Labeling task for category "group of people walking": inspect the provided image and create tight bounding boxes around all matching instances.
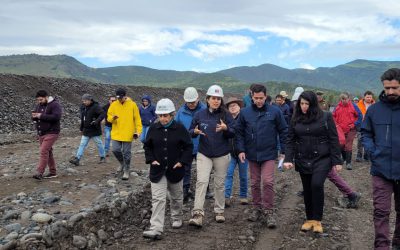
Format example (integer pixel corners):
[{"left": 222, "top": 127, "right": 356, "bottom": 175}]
[{"left": 30, "top": 68, "right": 400, "bottom": 249}]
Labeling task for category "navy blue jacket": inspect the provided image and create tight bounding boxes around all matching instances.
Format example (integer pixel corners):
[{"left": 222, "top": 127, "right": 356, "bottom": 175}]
[
  {"left": 362, "top": 91, "right": 400, "bottom": 180},
  {"left": 175, "top": 102, "right": 206, "bottom": 154},
  {"left": 139, "top": 95, "right": 157, "bottom": 126},
  {"left": 236, "top": 103, "right": 288, "bottom": 162},
  {"left": 274, "top": 103, "right": 291, "bottom": 125},
  {"left": 189, "top": 108, "right": 235, "bottom": 158}
]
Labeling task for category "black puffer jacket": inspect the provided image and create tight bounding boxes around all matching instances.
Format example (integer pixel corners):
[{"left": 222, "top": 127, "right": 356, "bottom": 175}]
[
  {"left": 284, "top": 112, "right": 342, "bottom": 174},
  {"left": 80, "top": 101, "right": 105, "bottom": 137}
]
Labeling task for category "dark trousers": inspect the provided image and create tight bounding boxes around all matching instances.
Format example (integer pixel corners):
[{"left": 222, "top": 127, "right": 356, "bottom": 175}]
[
  {"left": 372, "top": 175, "right": 400, "bottom": 250},
  {"left": 112, "top": 140, "right": 132, "bottom": 171},
  {"left": 300, "top": 168, "right": 330, "bottom": 221},
  {"left": 183, "top": 154, "right": 196, "bottom": 191}
]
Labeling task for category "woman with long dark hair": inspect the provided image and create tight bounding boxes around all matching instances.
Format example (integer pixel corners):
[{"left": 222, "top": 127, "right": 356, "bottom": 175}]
[
  {"left": 284, "top": 91, "right": 342, "bottom": 233},
  {"left": 188, "top": 85, "right": 235, "bottom": 227}
]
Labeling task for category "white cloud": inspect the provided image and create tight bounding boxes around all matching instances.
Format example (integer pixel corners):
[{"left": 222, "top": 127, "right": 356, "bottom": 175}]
[
  {"left": 0, "top": 0, "right": 399, "bottom": 64},
  {"left": 187, "top": 34, "right": 253, "bottom": 61},
  {"left": 299, "top": 63, "right": 315, "bottom": 70}
]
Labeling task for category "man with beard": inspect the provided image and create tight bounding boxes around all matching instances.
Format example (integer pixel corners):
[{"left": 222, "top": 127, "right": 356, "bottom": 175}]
[
  {"left": 362, "top": 68, "right": 400, "bottom": 249},
  {"left": 32, "top": 90, "right": 62, "bottom": 180}
]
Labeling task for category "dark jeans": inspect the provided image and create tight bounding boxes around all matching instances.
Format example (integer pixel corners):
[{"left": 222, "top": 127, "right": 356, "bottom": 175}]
[
  {"left": 372, "top": 175, "right": 400, "bottom": 250},
  {"left": 183, "top": 154, "right": 196, "bottom": 192},
  {"left": 112, "top": 140, "right": 132, "bottom": 171},
  {"left": 300, "top": 168, "right": 330, "bottom": 221}
]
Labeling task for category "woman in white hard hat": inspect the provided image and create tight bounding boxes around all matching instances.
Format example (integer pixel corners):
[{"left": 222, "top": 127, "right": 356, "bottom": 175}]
[
  {"left": 188, "top": 85, "right": 235, "bottom": 227},
  {"left": 143, "top": 98, "right": 193, "bottom": 240}
]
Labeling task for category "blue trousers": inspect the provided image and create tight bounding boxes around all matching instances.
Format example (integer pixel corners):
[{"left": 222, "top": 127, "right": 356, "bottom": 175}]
[
  {"left": 104, "top": 126, "right": 112, "bottom": 154},
  {"left": 224, "top": 157, "right": 248, "bottom": 198},
  {"left": 76, "top": 135, "right": 105, "bottom": 159}
]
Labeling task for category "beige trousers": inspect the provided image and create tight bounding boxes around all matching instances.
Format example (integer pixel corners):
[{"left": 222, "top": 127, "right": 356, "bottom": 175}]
[
  {"left": 149, "top": 176, "right": 183, "bottom": 232},
  {"left": 193, "top": 153, "right": 230, "bottom": 215}
]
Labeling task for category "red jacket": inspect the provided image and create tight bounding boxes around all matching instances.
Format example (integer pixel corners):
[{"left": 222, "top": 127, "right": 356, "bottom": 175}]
[{"left": 333, "top": 101, "right": 358, "bottom": 133}]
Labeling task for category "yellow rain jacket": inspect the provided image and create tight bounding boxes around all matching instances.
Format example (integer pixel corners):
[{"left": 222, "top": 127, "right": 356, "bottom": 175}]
[{"left": 107, "top": 97, "right": 142, "bottom": 142}]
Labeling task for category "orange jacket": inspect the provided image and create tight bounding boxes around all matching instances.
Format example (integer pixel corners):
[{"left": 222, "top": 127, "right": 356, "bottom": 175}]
[{"left": 357, "top": 98, "right": 375, "bottom": 117}]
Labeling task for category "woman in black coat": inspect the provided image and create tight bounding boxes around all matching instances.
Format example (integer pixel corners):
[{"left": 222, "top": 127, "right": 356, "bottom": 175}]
[
  {"left": 284, "top": 91, "right": 342, "bottom": 234},
  {"left": 143, "top": 98, "right": 193, "bottom": 240}
]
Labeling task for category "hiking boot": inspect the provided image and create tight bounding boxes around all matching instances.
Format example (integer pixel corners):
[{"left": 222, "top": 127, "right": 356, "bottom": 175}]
[
  {"left": 247, "top": 208, "right": 261, "bottom": 222},
  {"left": 32, "top": 174, "right": 43, "bottom": 180},
  {"left": 183, "top": 189, "right": 193, "bottom": 203},
  {"left": 348, "top": 192, "right": 361, "bottom": 208},
  {"left": 215, "top": 213, "right": 225, "bottom": 223},
  {"left": 345, "top": 151, "right": 353, "bottom": 170},
  {"left": 122, "top": 171, "right": 129, "bottom": 180},
  {"left": 264, "top": 210, "right": 277, "bottom": 229},
  {"left": 296, "top": 190, "right": 304, "bottom": 197},
  {"left": 172, "top": 220, "right": 183, "bottom": 229},
  {"left": 143, "top": 230, "right": 162, "bottom": 240},
  {"left": 313, "top": 221, "right": 323, "bottom": 233},
  {"left": 240, "top": 198, "right": 249, "bottom": 205},
  {"left": 301, "top": 220, "right": 314, "bottom": 231},
  {"left": 205, "top": 191, "right": 214, "bottom": 199},
  {"left": 99, "top": 157, "right": 106, "bottom": 164},
  {"left": 189, "top": 211, "right": 203, "bottom": 227},
  {"left": 69, "top": 157, "right": 80, "bottom": 166},
  {"left": 355, "top": 157, "right": 362, "bottom": 162},
  {"left": 225, "top": 198, "right": 232, "bottom": 208},
  {"left": 43, "top": 173, "right": 58, "bottom": 179}
]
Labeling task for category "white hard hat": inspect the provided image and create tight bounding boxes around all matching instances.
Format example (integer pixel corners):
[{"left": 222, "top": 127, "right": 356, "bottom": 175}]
[
  {"left": 291, "top": 87, "right": 304, "bottom": 101},
  {"left": 206, "top": 85, "right": 224, "bottom": 97},
  {"left": 155, "top": 98, "right": 176, "bottom": 114},
  {"left": 184, "top": 87, "right": 199, "bottom": 102}
]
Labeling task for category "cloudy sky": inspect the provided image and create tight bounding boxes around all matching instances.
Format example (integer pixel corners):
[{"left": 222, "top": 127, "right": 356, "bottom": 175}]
[{"left": 1, "top": 0, "right": 400, "bottom": 71}]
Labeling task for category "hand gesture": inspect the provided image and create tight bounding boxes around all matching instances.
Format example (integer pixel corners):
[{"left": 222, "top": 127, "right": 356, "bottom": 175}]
[
  {"left": 216, "top": 119, "right": 227, "bottom": 132},
  {"left": 173, "top": 162, "right": 183, "bottom": 169},
  {"left": 283, "top": 162, "right": 294, "bottom": 170},
  {"left": 194, "top": 125, "right": 206, "bottom": 136},
  {"left": 151, "top": 161, "right": 160, "bottom": 166},
  {"left": 239, "top": 152, "right": 246, "bottom": 163}
]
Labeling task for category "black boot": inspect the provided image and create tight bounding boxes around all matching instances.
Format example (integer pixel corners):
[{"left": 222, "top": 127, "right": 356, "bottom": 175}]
[
  {"left": 356, "top": 151, "right": 362, "bottom": 162},
  {"left": 341, "top": 150, "right": 347, "bottom": 164},
  {"left": 346, "top": 151, "right": 353, "bottom": 170}
]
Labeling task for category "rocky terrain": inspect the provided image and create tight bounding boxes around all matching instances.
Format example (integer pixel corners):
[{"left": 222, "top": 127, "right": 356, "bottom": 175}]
[
  {"left": 0, "top": 74, "right": 376, "bottom": 249},
  {"left": 0, "top": 74, "right": 193, "bottom": 136}
]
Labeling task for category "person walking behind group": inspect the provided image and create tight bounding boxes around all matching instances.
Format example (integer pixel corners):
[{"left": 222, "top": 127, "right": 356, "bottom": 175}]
[
  {"left": 103, "top": 95, "right": 116, "bottom": 157},
  {"left": 275, "top": 94, "right": 291, "bottom": 125},
  {"left": 333, "top": 92, "right": 361, "bottom": 170},
  {"left": 70, "top": 94, "right": 106, "bottom": 166},
  {"left": 143, "top": 99, "right": 193, "bottom": 240},
  {"left": 356, "top": 91, "right": 375, "bottom": 162},
  {"left": 139, "top": 95, "right": 156, "bottom": 143},
  {"left": 362, "top": 68, "right": 400, "bottom": 250},
  {"left": 32, "top": 90, "right": 62, "bottom": 180},
  {"left": 224, "top": 97, "right": 248, "bottom": 207},
  {"left": 316, "top": 91, "right": 329, "bottom": 111},
  {"left": 107, "top": 88, "right": 142, "bottom": 180},
  {"left": 236, "top": 84, "right": 288, "bottom": 228},
  {"left": 284, "top": 91, "right": 343, "bottom": 234},
  {"left": 175, "top": 87, "right": 206, "bottom": 202},
  {"left": 188, "top": 85, "right": 235, "bottom": 227}
]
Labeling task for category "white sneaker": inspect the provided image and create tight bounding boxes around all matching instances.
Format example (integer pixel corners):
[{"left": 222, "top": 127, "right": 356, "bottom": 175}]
[
  {"left": 172, "top": 220, "right": 182, "bottom": 229},
  {"left": 143, "top": 230, "right": 162, "bottom": 240}
]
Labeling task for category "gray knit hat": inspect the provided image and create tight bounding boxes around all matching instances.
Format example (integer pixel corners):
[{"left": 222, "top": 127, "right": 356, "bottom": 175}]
[{"left": 81, "top": 93, "right": 93, "bottom": 101}]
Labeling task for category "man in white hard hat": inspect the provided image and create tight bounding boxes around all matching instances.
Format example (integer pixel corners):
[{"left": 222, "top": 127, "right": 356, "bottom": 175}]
[
  {"left": 175, "top": 87, "right": 206, "bottom": 202},
  {"left": 143, "top": 98, "right": 193, "bottom": 239}
]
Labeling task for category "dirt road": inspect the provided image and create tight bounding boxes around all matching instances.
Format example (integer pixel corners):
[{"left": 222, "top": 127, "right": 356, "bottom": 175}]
[{"left": 0, "top": 135, "right": 376, "bottom": 249}]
